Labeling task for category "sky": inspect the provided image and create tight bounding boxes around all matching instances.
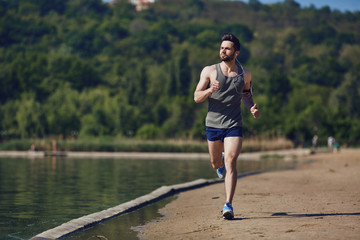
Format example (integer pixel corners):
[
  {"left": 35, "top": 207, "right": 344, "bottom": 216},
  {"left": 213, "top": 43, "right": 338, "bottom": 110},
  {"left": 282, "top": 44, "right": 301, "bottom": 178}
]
[
  {"left": 257, "top": 0, "right": 360, "bottom": 12},
  {"left": 102, "top": 0, "right": 360, "bottom": 12}
]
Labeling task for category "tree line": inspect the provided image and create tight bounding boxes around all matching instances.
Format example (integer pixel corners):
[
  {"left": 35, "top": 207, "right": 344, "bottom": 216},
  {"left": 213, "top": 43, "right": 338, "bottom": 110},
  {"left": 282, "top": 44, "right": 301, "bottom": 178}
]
[{"left": 0, "top": 0, "right": 359, "bottom": 147}]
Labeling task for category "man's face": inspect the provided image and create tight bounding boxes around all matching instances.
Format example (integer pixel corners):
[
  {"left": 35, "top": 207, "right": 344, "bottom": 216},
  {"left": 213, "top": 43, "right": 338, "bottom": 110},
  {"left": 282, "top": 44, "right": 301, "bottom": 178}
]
[{"left": 219, "top": 40, "right": 237, "bottom": 62}]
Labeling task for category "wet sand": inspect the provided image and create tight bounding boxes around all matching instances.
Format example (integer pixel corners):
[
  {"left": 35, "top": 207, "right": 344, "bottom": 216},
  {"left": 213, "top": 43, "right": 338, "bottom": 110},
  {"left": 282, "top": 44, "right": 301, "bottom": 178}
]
[{"left": 137, "top": 149, "right": 360, "bottom": 240}]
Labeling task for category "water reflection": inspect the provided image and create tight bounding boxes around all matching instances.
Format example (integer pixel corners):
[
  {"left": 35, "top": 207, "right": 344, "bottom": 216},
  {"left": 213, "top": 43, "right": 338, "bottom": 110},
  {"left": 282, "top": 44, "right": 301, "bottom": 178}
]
[
  {"left": 0, "top": 156, "right": 297, "bottom": 240},
  {"left": 63, "top": 197, "right": 176, "bottom": 240}
]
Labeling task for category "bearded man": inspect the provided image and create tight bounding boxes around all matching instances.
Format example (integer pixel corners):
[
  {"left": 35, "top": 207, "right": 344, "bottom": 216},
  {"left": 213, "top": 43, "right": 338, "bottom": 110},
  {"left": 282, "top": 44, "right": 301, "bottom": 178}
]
[{"left": 194, "top": 33, "right": 260, "bottom": 220}]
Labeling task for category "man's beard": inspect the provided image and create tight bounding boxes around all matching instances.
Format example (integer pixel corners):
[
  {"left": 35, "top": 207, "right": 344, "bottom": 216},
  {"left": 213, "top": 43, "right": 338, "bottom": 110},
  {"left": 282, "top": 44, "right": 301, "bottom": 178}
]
[{"left": 220, "top": 52, "right": 236, "bottom": 62}]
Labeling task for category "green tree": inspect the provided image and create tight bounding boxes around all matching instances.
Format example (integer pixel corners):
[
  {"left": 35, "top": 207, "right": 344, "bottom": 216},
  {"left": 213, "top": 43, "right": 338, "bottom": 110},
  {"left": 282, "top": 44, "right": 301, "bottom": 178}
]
[
  {"left": 283, "top": 84, "right": 330, "bottom": 144},
  {"left": 329, "top": 71, "right": 360, "bottom": 118},
  {"left": 111, "top": 0, "right": 136, "bottom": 19},
  {"left": 0, "top": 15, "right": 54, "bottom": 46},
  {"left": 79, "top": 89, "right": 115, "bottom": 136},
  {"left": 248, "top": 0, "right": 261, "bottom": 11},
  {"left": 45, "top": 85, "right": 80, "bottom": 137},
  {"left": 0, "top": 100, "right": 19, "bottom": 138},
  {"left": 0, "top": 63, "right": 20, "bottom": 103},
  {"left": 65, "top": 0, "right": 108, "bottom": 18},
  {"left": 263, "top": 68, "right": 292, "bottom": 129},
  {"left": 7, "top": 52, "right": 48, "bottom": 100},
  {"left": 23, "top": 0, "right": 68, "bottom": 15},
  {"left": 66, "top": 27, "right": 107, "bottom": 57},
  {"left": 178, "top": 49, "right": 191, "bottom": 96},
  {"left": 283, "top": 0, "right": 300, "bottom": 8},
  {"left": 300, "top": 25, "right": 337, "bottom": 45},
  {"left": 16, "top": 93, "right": 46, "bottom": 138},
  {"left": 46, "top": 55, "right": 101, "bottom": 91},
  {"left": 136, "top": 124, "right": 160, "bottom": 139},
  {"left": 168, "top": 60, "right": 177, "bottom": 96}
]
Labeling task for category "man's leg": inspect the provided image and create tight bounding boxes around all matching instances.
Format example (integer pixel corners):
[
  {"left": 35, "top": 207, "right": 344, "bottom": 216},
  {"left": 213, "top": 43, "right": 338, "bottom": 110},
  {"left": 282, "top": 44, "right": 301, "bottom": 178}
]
[
  {"left": 207, "top": 140, "right": 224, "bottom": 169},
  {"left": 223, "top": 137, "right": 242, "bottom": 204}
]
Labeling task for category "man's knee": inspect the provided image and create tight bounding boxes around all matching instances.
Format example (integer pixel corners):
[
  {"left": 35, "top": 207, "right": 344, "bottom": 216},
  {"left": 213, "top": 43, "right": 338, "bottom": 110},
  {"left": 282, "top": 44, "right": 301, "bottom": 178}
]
[
  {"left": 224, "top": 152, "right": 239, "bottom": 163},
  {"left": 211, "top": 158, "right": 223, "bottom": 169}
]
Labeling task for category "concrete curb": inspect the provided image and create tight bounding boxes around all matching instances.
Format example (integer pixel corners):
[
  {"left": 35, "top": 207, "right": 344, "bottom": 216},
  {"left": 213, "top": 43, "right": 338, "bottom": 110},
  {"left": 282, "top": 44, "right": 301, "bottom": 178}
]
[{"left": 30, "top": 178, "right": 222, "bottom": 240}]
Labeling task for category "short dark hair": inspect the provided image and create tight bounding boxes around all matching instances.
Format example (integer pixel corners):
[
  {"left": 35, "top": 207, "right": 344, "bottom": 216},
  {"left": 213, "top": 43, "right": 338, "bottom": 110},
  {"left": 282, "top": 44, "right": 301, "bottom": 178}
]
[{"left": 221, "top": 33, "right": 240, "bottom": 52}]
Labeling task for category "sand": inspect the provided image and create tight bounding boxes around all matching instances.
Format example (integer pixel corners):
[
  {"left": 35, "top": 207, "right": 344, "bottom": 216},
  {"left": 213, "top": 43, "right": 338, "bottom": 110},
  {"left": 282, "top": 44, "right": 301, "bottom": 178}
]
[{"left": 137, "top": 149, "right": 360, "bottom": 240}]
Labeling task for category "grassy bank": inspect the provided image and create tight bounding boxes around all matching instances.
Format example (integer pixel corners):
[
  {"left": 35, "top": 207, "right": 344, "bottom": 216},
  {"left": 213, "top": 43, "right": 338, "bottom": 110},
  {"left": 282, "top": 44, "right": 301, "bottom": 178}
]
[{"left": 0, "top": 137, "right": 295, "bottom": 153}]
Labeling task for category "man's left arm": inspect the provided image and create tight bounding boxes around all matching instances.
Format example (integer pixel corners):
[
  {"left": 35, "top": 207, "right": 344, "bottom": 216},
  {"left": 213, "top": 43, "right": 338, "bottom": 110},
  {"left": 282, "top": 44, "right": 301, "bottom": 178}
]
[{"left": 242, "top": 70, "right": 260, "bottom": 119}]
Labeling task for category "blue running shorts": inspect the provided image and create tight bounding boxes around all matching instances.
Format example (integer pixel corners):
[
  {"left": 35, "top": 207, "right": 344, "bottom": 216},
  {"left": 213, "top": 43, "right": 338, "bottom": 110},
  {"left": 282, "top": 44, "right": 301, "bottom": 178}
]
[{"left": 206, "top": 126, "right": 243, "bottom": 142}]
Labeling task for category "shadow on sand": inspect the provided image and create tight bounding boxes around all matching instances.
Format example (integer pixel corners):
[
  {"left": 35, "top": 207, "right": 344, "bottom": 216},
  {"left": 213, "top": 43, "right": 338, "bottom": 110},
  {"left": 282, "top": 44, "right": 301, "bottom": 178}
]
[{"left": 232, "top": 212, "right": 360, "bottom": 221}]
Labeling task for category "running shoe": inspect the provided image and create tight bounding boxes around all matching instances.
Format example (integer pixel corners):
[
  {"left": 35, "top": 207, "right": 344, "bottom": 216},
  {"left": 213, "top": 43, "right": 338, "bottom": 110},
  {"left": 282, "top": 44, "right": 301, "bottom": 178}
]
[
  {"left": 216, "top": 152, "right": 226, "bottom": 179},
  {"left": 222, "top": 201, "right": 234, "bottom": 220}
]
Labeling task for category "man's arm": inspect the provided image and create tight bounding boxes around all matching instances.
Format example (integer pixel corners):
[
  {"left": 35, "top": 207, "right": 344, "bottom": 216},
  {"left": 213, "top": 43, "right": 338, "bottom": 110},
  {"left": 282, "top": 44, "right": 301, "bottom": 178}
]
[
  {"left": 242, "top": 69, "right": 260, "bottom": 119},
  {"left": 194, "top": 66, "right": 218, "bottom": 103}
]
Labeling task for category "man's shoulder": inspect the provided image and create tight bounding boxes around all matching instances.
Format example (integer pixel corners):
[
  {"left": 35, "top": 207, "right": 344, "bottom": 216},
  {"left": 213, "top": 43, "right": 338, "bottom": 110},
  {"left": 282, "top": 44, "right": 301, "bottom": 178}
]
[
  {"left": 202, "top": 64, "right": 217, "bottom": 74},
  {"left": 243, "top": 68, "right": 251, "bottom": 75},
  {"left": 204, "top": 64, "right": 217, "bottom": 70},
  {"left": 243, "top": 68, "right": 251, "bottom": 79}
]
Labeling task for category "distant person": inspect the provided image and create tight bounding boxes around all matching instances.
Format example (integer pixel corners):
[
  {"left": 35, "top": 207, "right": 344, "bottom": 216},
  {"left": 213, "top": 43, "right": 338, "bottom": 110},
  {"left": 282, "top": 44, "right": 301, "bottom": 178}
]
[
  {"left": 28, "top": 144, "right": 36, "bottom": 158},
  {"left": 328, "top": 136, "right": 335, "bottom": 152},
  {"left": 30, "top": 144, "right": 36, "bottom": 152},
  {"left": 194, "top": 33, "right": 260, "bottom": 220},
  {"left": 52, "top": 139, "right": 57, "bottom": 153},
  {"left": 312, "top": 135, "right": 318, "bottom": 151},
  {"left": 333, "top": 138, "right": 341, "bottom": 153}
]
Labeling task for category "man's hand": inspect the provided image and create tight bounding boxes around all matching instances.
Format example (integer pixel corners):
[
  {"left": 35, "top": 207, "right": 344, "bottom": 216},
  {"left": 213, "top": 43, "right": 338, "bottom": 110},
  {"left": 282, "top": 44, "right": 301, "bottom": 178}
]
[
  {"left": 251, "top": 104, "right": 260, "bottom": 119},
  {"left": 209, "top": 80, "right": 220, "bottom": 93}
]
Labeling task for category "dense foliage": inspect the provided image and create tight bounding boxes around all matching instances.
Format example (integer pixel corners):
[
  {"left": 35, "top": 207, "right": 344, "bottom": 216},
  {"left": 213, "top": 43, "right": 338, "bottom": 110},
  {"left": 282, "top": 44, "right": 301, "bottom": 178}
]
[{"left": 1, "top": 0, "right": 359, "bottom": 147}]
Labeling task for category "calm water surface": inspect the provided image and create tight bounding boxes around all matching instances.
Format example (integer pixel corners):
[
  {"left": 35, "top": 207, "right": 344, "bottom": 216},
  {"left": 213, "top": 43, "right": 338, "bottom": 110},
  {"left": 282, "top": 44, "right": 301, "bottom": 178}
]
[{"left": 0, "top": 156, "right": 297, "bottom": 240}]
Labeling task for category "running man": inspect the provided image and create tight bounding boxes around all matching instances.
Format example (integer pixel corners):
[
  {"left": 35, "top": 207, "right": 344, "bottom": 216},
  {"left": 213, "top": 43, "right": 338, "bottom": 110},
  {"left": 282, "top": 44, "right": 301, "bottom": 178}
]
[{"left": 194, "top": 33, "right": 260, "bottom": 220}]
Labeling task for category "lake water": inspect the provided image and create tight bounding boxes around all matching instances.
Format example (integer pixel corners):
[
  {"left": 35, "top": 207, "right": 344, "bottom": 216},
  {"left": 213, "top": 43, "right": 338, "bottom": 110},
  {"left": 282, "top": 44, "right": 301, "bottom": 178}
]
[{"left": 0, "top": 155, "right": 298, "bottom": 240}]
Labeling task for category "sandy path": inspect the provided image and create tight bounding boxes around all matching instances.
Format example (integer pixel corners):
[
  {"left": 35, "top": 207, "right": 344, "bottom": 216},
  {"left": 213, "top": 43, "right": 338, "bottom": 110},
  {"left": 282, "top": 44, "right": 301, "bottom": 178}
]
[{"left": 137, "top": 149, "right": 360, "bottom": 240}]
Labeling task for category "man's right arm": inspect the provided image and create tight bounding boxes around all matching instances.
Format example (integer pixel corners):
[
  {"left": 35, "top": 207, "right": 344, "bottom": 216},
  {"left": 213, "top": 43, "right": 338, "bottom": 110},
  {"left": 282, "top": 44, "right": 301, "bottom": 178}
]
[{"left": 194, "top": 66, "right": 218, "bottom": 103}]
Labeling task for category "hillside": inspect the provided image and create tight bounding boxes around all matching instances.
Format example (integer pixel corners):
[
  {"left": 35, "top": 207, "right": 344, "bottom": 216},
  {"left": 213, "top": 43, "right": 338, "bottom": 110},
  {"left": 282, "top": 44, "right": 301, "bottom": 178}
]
[{"left": 0, "top": 0, "right": 359, "bottom": 146}]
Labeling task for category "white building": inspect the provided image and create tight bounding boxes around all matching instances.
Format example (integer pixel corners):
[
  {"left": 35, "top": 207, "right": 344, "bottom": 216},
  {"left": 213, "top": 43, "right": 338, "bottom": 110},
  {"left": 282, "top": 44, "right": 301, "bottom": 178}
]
[{"left": 129, "top": 0, "right": 156, "bottom": 11}]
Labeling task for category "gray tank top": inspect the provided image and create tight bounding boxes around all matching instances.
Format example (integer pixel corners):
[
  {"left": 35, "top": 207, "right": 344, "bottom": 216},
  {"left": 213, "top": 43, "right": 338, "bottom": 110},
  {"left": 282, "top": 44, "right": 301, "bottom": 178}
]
[{"left": 205, "top": 63, "right": 245, "bottom": 128}]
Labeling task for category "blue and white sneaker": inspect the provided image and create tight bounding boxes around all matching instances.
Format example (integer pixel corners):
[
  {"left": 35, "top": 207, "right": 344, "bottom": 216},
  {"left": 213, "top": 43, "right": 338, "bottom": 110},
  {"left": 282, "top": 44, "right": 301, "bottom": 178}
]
[
  {"left": 222, "top": 201, "right": 234, "bottom": 220},
  {"left": 216, "top": 152, "right": 226, "bottom": 179}
]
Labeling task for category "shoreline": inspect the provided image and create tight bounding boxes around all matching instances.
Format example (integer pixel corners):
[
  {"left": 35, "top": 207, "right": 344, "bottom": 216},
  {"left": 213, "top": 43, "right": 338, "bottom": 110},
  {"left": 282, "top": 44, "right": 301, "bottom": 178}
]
[
  {"left": 0, "top": 148, "right": 311, "bottom": 160},
  {"left": 137, "top": 149, "right": 360, "bottom": 240}
]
